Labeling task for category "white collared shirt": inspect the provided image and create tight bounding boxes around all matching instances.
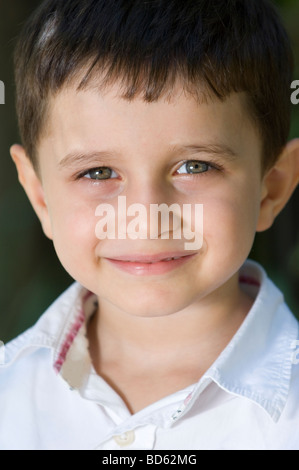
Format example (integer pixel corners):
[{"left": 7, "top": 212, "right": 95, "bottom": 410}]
[{"left": 0, "top": 260, "right": 298, "bottom": 450}]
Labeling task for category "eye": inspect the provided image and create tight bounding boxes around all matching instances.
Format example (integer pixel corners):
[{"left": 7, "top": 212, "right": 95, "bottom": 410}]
[
  {"left": 81, "top": 167, "right": 118, "bottom": 180},
  {"left": 176, "top": 160, "right": 211, "bottom": 175}
]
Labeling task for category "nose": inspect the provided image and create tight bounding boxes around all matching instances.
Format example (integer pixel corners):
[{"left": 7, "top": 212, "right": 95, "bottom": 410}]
[{"left": 117, "top": 172, "right": 182, "bottom": 241}]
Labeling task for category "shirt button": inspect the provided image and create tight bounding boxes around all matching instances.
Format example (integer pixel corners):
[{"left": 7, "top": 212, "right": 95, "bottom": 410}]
[{"left": 113, "top": 431, "right": 135, "bottom": 447}]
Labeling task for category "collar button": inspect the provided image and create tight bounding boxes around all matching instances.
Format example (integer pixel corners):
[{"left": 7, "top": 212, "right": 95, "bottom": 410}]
[{"left": 113, "top": 431, "right": 135, "bottom": 447}]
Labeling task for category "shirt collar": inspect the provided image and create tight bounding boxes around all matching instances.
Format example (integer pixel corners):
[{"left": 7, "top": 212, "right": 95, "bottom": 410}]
[
  {"left": 1, "top": 283, "right": 96, "bottom": 370},
  {"left": 179, "top": 260, "right": 298, "bottom": 423},
  {"left": 2, "top": 260, "right": 298, "bottom": 423}
]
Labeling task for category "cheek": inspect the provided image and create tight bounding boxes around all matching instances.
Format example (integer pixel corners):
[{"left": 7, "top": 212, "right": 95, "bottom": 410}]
[
  {"left": 203, "top": 188, "right": 259, "bottom": 259},
  {"left": 48, "top": 201, "right": 99, "bottom": 280}
]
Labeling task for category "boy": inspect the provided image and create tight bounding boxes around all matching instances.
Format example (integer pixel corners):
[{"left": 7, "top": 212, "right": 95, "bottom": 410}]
[{"left": 0, "top": 0, "right": 299, "bottom": 450}]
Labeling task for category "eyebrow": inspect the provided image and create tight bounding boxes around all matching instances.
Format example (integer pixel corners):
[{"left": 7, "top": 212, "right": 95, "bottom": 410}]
[
  {"left": 169, "top": 143, "right": 239, "bottom": 160},
  {"left": 58, "top": 142, "right": 238, "bottom": 169},
  {"left": 58, "top": 150, "right": 120, "bottom": 169}
]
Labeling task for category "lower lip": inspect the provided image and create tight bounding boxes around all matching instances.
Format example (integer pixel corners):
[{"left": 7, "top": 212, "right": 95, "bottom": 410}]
[{"left": 105, "top": 254, "right": 197, "bottom": 276}]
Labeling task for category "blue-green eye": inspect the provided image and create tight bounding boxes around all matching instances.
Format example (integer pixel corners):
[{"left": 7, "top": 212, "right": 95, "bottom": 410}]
[
  {"left": 82, "top": 167, "right": 118, "bottom": 180},
  {"left": 177, "top": 161, "right": 210, "bottom": 175}
]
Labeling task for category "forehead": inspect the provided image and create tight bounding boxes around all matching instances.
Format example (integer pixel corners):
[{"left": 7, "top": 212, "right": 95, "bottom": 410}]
[{"left": 41, "top": 81, "right": 261, "bottom": 164}]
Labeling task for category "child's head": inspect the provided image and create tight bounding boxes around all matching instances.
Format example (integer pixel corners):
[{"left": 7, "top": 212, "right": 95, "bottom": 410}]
[{"left": 10, "top": 0, "right": 299, "bottom": 317}]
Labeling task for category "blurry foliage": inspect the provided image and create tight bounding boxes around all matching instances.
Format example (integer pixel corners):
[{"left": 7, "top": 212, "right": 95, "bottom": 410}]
[
  {"left": 0, "top": 0, "right": 73, "bottom": 343},
  {"left": 0, "top": 0, "right": 298, "bottom": 343}
]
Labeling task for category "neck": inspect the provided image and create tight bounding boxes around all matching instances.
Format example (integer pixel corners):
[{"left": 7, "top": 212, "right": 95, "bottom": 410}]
[
  {"left": 87, "top": 272, "right": 253, "bottom": 373},
  {"left": 86, "top": 273, "right": 253, "bottom": 413}
]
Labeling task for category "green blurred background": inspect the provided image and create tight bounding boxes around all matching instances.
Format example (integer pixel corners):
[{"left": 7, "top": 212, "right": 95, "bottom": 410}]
[{"left": 0, "top": 0, "right": 298, "bottom": 343}]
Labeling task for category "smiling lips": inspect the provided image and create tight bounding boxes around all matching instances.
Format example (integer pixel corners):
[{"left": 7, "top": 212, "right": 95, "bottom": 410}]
[{"left": 104, "top": 252, "right": 197, "bottom": 275}]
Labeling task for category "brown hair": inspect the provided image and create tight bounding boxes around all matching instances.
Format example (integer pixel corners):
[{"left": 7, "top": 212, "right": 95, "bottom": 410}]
[{"left": 14, "top": 0, "right": 294, "bottom": 171}]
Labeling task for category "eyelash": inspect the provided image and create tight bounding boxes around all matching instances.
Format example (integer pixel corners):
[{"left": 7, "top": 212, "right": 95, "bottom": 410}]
[
  {"left": 175, "top": 160, "right": 222, "bottom": 176},
  {"left": 75, "top": 159, "right": 223, "bottom": 181},
  {"left": 76, "top": 167, "right": 118, "bottom": 181}
]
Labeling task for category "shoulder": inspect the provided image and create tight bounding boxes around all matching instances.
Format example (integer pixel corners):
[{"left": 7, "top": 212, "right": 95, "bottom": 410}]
[
  {"left": 272, "top": 360, "right": 299, "bottom": 450},
  {"left": 0, "top": 333, "right": 96, "bottom": 450},
  {"left": 0, "top": 327, "right": 59, "bottom": 405},
  {"left": 0, "top": 341, "right": 53, "bottom": 448},
  {"left": 0, "top": 281, "right": 86, "bottom": 396},
  {"left": 0, "top": 282, "right": 92, "bottom": 449}
]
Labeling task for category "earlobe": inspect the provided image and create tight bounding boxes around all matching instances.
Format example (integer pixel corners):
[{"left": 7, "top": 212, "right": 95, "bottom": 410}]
[
  {"left": 10, "top": 144, "right": 53, "bottom": 240},
  {"left": 256, "top": 139, "right": 299, "bottom": 232}
]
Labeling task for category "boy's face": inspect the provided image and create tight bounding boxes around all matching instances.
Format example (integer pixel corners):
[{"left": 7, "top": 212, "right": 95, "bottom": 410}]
[{"left": 18, "top": 83, "right": 267, "bottom": 317}]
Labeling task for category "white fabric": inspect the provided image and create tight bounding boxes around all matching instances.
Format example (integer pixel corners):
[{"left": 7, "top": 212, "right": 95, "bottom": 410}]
[{"left": 0, "top": 260, "right": 298, "bottom": 450}]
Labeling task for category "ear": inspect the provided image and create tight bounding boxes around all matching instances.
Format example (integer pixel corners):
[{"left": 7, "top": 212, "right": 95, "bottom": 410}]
[
  {"left": 10, "top": 144, "right": 53, "bottom": 240},
  {"left": 257, "top": 139, "right": 299, "bottom": 232}
]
